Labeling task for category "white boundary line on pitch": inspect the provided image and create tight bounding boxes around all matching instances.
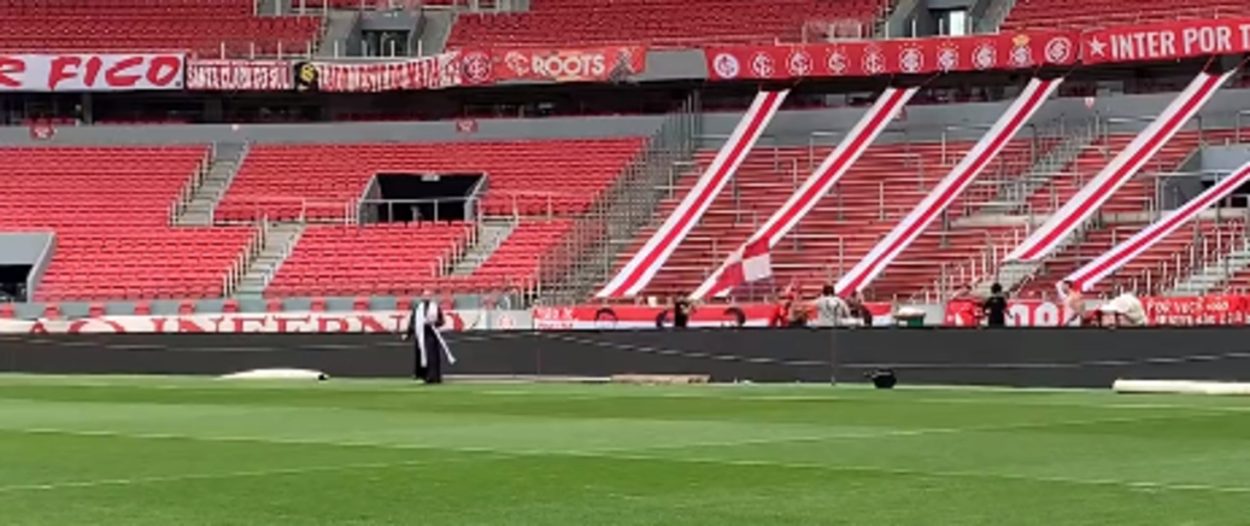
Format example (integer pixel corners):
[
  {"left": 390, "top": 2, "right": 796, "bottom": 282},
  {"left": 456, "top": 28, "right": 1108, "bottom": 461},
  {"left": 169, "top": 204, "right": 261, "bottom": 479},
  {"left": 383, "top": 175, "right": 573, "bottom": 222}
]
[
  {"left": 3, "top": 426, "right": 1248, "bottom": 496},
  {"left": 0, "top": 457, "right": 480, "bottom": 494}
]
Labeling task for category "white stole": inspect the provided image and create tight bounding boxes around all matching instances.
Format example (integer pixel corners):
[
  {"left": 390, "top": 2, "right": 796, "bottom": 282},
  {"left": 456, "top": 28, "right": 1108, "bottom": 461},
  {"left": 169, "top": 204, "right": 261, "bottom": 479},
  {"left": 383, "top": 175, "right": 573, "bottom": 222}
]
[{"left": 415, "top": 301, "right": 456, "bottom": 367}]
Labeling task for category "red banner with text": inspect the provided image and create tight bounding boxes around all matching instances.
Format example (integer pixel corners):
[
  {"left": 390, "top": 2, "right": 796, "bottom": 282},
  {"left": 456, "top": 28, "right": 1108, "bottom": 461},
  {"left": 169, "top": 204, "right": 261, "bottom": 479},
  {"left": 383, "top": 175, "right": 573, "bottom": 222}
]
[
  {"left": 459, "top": 46, "right": 646, "bottom": 84},
  {"left": 309, "top": 52, "right": 463, "bottom": 93},
  {"left": 944, "top": 295, "right": 1250, "bottom": 327},
  {"left": 0, "top": 53, "right": 185, "bottom": 92},
  {"left": 185, "top": 59, "right": 292, "bottom": 91},
  {"left": 1082, "top": 18, "right": 1250, "bottom": 65},
  {"left": 704, "top": 31, "right": 1077, "bottom": 81}
]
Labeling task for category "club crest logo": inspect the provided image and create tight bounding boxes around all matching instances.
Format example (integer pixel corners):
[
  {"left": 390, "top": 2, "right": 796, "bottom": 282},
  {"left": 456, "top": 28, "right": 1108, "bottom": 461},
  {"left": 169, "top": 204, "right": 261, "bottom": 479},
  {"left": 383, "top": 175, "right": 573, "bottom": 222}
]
[
  {"left": 937, "top": 44, "right": 959, "bottom": 72},
  {"left": 787, "top": 50, "right": 813, "bottom": 77},
  {"left": 1044, "top": 36, "right": 1074, "bottom": 64},
  {"left": 750, "top": 52, "right": 775, "bottom": 77},
  {"left": 461, "top": 51, "right": 492, "bottom": 83},
  {"left": 827, "top": 49, "right": 849, "bottom": 75},
  {"left": 899, "top": 46, "right": 924, "bottom": 74},
  {"left": 973, "top": 42, "right": 997, "bottom": 70},
  {"left": 1010, "top": 34, "right": 1033, "bottom": 67},
  {"left": 862, "top": 46, "right": 886, "bottom": 75},
  {"left": 712, "top": 53, "right": 740, "bottom": 79}
]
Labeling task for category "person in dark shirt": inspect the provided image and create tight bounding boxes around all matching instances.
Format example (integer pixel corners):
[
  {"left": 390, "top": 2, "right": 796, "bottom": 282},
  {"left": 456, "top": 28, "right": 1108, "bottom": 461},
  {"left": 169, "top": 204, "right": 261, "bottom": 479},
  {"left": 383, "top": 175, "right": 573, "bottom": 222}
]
[
  {"left": 672, "top": 296, "right": 693, "bottom": 329},
  {"left": 982, "top": 283, "right": 1009, "bottom": 327}
]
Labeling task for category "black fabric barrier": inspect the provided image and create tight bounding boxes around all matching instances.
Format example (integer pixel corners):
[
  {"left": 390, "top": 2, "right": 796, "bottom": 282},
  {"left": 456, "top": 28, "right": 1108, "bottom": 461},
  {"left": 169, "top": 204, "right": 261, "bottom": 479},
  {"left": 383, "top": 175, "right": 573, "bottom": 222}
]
[{"left": 3, "top": 327, "right": 1250, "bottom": 388}]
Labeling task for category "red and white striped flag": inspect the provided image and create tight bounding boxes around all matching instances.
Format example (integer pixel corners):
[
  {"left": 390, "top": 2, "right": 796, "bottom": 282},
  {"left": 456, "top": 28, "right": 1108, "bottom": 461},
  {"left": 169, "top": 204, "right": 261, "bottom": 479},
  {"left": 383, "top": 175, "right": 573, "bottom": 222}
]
[{"left": 705, "top": 237, "right": 772, "bottom": 295}]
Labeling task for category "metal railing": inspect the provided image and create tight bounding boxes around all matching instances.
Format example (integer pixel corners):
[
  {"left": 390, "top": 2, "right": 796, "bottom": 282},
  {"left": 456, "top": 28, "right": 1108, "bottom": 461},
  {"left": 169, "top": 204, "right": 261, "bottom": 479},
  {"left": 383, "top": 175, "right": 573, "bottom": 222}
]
[
  {"left": 168, "top": 148, "right": 213, "bottom": 225},
  {"left": 222, "top": 216, "right": 271, "bottom": 297},
  {"left": 534, "top": 93, "right": 701, "bottom": 304}
]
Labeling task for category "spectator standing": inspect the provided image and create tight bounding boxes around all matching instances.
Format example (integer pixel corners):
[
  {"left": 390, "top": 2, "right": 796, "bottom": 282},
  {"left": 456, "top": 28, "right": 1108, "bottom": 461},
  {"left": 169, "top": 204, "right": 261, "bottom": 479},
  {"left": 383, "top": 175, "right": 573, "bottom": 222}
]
[
  {"left": 672, "top": 295, "right": 693, "bottom": 329},
  {"left": 846, "top": 291, "right": 873, "bottom": 326},
  {"left": 1058, "top": 280, "right": 1083, "bottom": 326},
  {"left": 982, "top": 283, "right": 1009, "bottom": 327},
  {"left": 813, "top": 285, "right": 849, "bottom": 327}
]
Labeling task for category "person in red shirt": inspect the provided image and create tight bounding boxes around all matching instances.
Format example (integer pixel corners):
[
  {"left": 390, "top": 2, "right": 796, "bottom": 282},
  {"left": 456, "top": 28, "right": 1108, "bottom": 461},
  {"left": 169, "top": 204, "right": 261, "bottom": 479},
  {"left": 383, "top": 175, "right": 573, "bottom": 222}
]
[
  {"left": 770, "top": 293, "right": 792, "bottom": 328},
  {"left": 948, "top": 284, "right": 982, "bottom": 327}
]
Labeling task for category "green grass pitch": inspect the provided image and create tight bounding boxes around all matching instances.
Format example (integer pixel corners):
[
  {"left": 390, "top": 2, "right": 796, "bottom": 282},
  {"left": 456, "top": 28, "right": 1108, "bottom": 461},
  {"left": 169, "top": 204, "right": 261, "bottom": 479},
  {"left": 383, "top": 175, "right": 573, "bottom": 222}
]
[{"left": 2, "top": 375, "right": 1249, "bottom": 525}]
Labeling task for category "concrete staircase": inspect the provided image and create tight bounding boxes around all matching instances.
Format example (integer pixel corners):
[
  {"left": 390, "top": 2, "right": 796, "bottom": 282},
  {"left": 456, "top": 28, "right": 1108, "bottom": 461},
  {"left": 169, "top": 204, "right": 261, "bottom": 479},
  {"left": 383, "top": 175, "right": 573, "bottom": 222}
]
[
  {"left": 316, "top": 10, "right": 362, "bottom": 58},
  {"left": 975, "top": 219, "right": 1095, "bottom": 295},
  {"left": 175, "top": 142, "right": 248, "bottom": 226},
  {"left": 233, "top": 223, "right": 306, "bottom": 298},
  {"left": 449, "top": 219, "right": 517, "bottom": 276},
  {"left": 980, "top": 120, "right": 1098, "bottom": 215},
  {"left": 1170, "top": 239, "right": 1250, "bottom": 296}
]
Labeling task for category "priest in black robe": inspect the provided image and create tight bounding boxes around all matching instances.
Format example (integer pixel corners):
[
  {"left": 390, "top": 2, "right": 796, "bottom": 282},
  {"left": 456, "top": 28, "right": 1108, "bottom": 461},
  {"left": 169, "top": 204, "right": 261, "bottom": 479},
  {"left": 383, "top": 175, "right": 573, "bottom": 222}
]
[{"left": 402, "top": 299, "right": 456, "bottom": 383}]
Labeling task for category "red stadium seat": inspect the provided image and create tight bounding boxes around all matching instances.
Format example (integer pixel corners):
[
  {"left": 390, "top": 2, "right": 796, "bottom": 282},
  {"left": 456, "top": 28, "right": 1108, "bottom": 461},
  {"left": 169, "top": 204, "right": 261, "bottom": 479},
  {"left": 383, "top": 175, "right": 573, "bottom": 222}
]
[
  {"left": 0, "top": 146, "right": 254, "bottom": 302},
  {"left": 446, "top": 0, "right": 887, "bottom": 48},
  {"left": 88, "top": 303, "right": 107, "bottom": 318},
  {"left": 0, "top": 2, "right": 321, "bottom": 58}
]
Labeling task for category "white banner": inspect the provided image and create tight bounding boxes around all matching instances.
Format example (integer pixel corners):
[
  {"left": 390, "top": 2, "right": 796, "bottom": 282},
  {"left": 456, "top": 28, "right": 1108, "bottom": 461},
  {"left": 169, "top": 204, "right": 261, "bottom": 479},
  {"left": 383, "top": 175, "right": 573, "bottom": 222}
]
[
  {"left": 693, "top": 86, "right": 919, "bottom": 299},
  {"left": 186, "top": 59, "right": 292, "bottom": 91},
  {"left": 836, "top": 77, "right": 1062, "bottom": 294},
  {"left": 312, "top": 52, "right": 462, "bottom": 92},
  {"left": 0, "top": 53, "right": 185, "bottom": 92},
  {"left": 0, "top": 310, "right": 534, "bottom": 334},
  {"left": 1006, "top": 69, "right": 1232, "bottom": 262},
  {"left": 597, "top": 89, "right": 789, "bottom": 298},
  {"left": 1066, "top": 159, "right": 1250, "bottom": 290}
]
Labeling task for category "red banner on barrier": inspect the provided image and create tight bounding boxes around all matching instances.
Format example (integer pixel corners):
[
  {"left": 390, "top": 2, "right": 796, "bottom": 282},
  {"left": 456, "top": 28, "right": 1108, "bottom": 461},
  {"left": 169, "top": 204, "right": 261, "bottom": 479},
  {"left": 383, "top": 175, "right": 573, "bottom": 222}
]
[
  {"left": 1142, "top": 295, "right": 1249, "bottom": 326},
  {"left": 0, "top": 310, "right": 516, "bottom": 334},
  {"left": 0, "top": 53, "right": 184, "bottom": 92},
  {"left": 945, "top": 295, "right": 1250, "bottom": 327},
  {"left": 704, "top": 32, "right": 1077, "bottom": 81},
  {"left": 460, "top": 46, "right": 646, "bottom": 84},
  {"left": 533, "top": 302, "right": 894, "bottom": 330},
  {"left": 185, "top": 59, "right": 292, "bottom": 91},
  {"left": 311, "top": 52, "right": 462, "bottom": 92},
  {"left": 1083, "top": 18, "right": 1250, "bottom": 65}
]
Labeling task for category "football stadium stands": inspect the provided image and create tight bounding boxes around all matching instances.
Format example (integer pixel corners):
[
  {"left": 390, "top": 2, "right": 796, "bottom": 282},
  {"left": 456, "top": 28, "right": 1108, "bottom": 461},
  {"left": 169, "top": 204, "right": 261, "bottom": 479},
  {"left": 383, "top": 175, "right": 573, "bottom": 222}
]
[
  {"left": 1014, "top": 130, "right": 1235, "bottom": 298},
  {"left": 265, "top": 222, "right": 473, "bottom": 298},
  {"left": 217, "top": 139, "right": 645, "bottom": 223},
  {"left": 1002, "top": 0, "right": 1250, "bottom": 30},
  {"left": 0, "top": 146, "right": 255, "bottom": 301},
  {"left": 0, "top": 0, "right": 321, "bottom": 57},
  {"left": 7, "top": 0, "right": 1250, "bottom": 315},
  {"left": 447, "top": 0, "right": 888, "bottom": 47},
  {"left": 620, "top": 139, "right": 1038, "bottom": 300}
]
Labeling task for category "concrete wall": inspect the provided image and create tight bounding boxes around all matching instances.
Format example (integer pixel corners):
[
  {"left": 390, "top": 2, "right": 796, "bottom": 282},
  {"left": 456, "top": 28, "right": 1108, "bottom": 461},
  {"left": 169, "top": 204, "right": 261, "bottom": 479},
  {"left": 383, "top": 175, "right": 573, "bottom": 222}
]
[
  {"left": 5, "top": 87, "right": 1250, "bottom": 149},
  {"left": 1200, "top": 145, "right": 1250, "bottom": 173},
  {"left": 0, "top": 233, "right": 55, "bottom": 300},
  {"left": 0, "top": 233, "right": 53, "bottom": 265},
  {"left": 7, "top": 327, "right": 1250, "bottom": 387},
  {"left": 0, "top": 116, "right": 667, "bottom": 147}
]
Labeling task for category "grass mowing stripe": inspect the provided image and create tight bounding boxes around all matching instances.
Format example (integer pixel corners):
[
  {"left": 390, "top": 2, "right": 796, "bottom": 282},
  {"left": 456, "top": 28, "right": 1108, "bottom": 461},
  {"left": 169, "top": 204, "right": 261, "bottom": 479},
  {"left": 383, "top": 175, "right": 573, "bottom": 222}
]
[
  {"left": 6, "top": 410, "right": 1203, "bottom": 455},
  {"left": 8, "top": 431, "right": 1246, "bottom": 497},
  {"left": 0, "top": 457, "right": 480, "bottom": 494}
]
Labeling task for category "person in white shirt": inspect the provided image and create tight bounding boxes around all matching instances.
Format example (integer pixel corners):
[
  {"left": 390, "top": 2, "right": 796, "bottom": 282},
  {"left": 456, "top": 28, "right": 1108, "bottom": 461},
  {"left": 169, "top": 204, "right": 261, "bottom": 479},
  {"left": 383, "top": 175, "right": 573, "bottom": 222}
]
[
  {"left": 813, "top": 285, "right": 850, "bottom": 327},
  {"left": 1058, "top": 280, "right": 1084, "bottom": 326},
  {"left": 1099, "top": 292, "right": 1146, "bottom": 327}
]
